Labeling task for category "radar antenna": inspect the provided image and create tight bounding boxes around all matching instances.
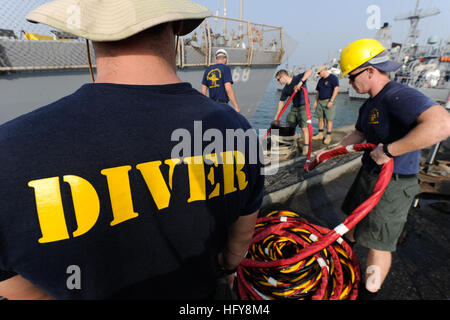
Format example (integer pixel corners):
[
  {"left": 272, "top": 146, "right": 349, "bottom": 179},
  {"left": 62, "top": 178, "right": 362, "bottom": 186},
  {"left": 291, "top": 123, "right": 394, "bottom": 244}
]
[{"left": 394, "top": 0, "right": 440, "bottom": 61}]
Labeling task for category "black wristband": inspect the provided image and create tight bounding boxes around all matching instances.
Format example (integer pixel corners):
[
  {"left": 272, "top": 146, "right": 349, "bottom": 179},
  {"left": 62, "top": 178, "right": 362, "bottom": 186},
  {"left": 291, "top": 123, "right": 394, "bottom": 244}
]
[{"left": 383, "top": 144, "right": 394, "bottom": 158}]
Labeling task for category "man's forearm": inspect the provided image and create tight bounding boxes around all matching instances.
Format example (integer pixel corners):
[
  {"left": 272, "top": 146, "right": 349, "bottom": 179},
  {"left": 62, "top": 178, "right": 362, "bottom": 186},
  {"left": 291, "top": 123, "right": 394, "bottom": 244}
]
[
  {"left": 221, "top": 211, "right": 258, "bottom": 270},
  {"left": 229, "top": 95, "right": 240, "bottom": 111},
  {"left": 275, "top": 101, "right": 284, "bottom": 119},
  {"left": 225, "top": 84, "right": 240, "bottom": 111},
  {"left": 222, "top": 230, "right": 255, "bottom": 270},
  {"left": 330, "top": 87, "right": 339, "bottom": 101},
  {"left": 201, "top": 85, "right": 208, "bottom": 96},
  {"left": 226, "top": 89, "right": 238, "bottom": 107},
  {"left": 339, "top": 129, "right": 366, "bottom": 146},
  {"left": 222, "top": 244, "right": 250, "bottom": 270},
  {"left": 303, "top": 69, "right": 313, "bottom": 81},
  {"left": 0, "top": 275, "right": 52, "bottom": 300}
]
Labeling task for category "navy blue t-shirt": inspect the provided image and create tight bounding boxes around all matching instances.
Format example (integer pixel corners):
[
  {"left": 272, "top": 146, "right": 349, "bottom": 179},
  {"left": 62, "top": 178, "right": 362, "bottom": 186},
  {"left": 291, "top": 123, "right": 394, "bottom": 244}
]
[
  {"left": 356, "top": 81, "right": 436, "bottom": 174},
  {"left": 202, "top": 63, "right": 233, "bottom": 102},
  {"left": 280, "top": 73, "right": 308, "bottom": 107},
  {"left": 316, "top": 74, "right": 339, "bottom": 100},
  {"left": 0, "top": 82, "right": 264, "bottom": 299}
]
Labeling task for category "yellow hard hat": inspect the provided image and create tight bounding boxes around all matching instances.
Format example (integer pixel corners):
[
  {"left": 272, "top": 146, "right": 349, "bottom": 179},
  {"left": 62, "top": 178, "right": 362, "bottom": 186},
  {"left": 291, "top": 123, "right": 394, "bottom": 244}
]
[{"left": 339, "top": 39, "right": 386, "bottom": 78}]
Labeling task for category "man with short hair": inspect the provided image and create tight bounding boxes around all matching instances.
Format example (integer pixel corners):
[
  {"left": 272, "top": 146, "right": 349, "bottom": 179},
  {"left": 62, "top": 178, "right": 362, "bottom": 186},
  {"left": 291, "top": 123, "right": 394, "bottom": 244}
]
[
  {"left": 321, "top": 38, "right": 450, "bottom": 298},
  {"left": 0, "top": 0, "right": 263, "bottom": 300},
  {"left": 312, "top": 65, "right": 340, "bottom": 145},
  {"left": 202, "top": 49, "right": 240, "bottom": 113},
  {"left": 274, "top": 69, "right": 313, "bottom": 155}
]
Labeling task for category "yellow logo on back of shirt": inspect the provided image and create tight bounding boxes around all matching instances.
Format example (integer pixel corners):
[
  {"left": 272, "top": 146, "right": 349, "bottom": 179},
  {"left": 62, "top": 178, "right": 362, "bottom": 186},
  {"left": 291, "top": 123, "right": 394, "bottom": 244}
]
[{"left": 206, "top": 68, "right": 222, "bottom": 88}]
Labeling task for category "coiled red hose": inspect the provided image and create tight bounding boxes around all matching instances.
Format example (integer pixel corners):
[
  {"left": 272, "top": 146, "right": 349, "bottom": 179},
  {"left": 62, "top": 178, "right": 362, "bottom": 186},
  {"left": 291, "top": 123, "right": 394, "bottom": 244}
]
[
  {"left": 236, "top": 144, "right": 394, "bottom": 300},
  {"left": 236, "top": 210, "right": 360, "bottom": 300}
]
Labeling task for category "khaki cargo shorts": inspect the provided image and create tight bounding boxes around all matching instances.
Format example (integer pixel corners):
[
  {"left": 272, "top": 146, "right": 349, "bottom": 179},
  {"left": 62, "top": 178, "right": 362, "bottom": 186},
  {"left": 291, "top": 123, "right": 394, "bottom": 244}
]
[
  {"left": 286, "top": 105, "right": 308, "bottom": 128},
  {"left": 315, "top": 99, "right": 336, "bottom": 121},
  {"left": 341, "top": 167, "right": 422, "bottom": 252}
]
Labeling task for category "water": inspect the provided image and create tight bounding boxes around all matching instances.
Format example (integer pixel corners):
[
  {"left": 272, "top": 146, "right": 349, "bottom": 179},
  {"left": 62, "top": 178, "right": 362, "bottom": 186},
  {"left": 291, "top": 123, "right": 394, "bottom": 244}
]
[{"left": 250, "top": 79, "right": 363, "bottom": 135}]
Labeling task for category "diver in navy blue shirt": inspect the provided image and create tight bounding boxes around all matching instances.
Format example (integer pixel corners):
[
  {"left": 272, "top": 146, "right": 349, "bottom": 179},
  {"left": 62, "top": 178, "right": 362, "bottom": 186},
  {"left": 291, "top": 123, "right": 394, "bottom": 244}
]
[
  {"left": 319, "top": 39, "right": 450, "bottom": 297},
  {"left": 202, "top": 49, "right": 241, "bottom": 113}
]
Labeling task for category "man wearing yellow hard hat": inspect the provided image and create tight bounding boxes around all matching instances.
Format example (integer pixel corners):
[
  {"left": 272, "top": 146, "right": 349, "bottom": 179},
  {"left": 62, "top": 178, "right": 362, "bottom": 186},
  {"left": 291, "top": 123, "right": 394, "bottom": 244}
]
[{"left": 327, "top": 38, "right": 450, "bottom": 298}]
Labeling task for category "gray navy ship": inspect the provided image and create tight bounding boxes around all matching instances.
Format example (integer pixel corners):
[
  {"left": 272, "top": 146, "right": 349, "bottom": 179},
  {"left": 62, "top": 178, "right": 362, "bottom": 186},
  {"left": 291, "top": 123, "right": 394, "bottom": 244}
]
[
  {"left": 0, "top": 0, "right": 289, "bottom": 125},
  {"left": 348, "top": 0, "right": 450, "bottom": 107}
]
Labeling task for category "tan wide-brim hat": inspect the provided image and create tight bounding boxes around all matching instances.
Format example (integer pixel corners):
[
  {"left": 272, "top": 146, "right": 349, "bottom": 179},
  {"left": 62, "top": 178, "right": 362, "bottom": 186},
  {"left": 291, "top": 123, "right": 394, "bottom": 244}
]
[{"left": 26, "top": 0, "right": 212, "bottom": 41}]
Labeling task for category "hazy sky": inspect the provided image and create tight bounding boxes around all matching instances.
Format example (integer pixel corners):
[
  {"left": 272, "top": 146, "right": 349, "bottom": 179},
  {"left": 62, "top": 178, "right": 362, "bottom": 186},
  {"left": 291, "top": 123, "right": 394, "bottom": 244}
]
[
  {"left": 2, "top": 0, "right": 449, "bottom": 69},
  {"left": 195, "top": 0, "right": 450, "bottom": 68}
]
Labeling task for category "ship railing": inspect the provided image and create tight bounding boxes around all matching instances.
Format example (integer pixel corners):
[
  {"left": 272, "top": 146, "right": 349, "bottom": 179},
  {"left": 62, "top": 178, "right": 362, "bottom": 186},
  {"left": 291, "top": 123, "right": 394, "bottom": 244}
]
[
  {"left": 0, "top": 13, "right": 283, "bottom": 72},
  {"left": 396, "top": 73, "right": 449, "bottom": 89},
  {"left": 0, "top": 37, "right": 96, "bottom": 72},
  {"left": 177, "top": 16, "right": 284, "bottom": 69}
]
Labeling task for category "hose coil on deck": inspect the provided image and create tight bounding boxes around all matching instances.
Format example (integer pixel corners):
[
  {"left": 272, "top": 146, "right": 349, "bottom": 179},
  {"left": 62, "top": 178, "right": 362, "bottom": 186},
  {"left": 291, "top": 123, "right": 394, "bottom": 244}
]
[
  {"left": 237, "top": 210, "right": 360, "bottom": 300},
  {"left": 236, "top": 143, "right": 394, "bottom": 300}
]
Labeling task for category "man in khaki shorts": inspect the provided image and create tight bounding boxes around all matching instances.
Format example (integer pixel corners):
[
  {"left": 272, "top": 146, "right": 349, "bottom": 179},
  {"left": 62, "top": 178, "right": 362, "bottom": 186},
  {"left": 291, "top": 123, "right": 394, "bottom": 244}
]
[{"left": 312, "top": 65, "right": 339, "bottom": 145}]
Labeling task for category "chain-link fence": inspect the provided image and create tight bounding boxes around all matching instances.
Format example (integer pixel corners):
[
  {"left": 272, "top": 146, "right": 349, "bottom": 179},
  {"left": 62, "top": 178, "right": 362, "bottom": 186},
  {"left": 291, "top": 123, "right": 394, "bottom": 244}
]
[
  {"left": 0, "top": 0, "right": 93, "bottom": 71},
  {"left": 1, "top": 1, "right": 283, "bottom": 72},
  {"left": 179, "top": 16, "right": 283, "bottom": 68}
]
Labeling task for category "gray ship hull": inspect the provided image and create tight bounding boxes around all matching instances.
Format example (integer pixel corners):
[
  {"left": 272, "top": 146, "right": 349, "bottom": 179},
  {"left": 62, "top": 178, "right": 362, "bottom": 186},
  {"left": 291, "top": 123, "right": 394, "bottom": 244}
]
[
  {"left": 416, "top": 86, "right": 450, "bottom": 105},
  {"left": 0, "top": 12, "right": 286, "bottom": 125},
  {"left": 0, "top": 65, "right": 277, "bottom": 125},
  {"left": 348, "top": 82, "right": 449, "bottom": 104},
  {"left": 180, "top": 65, "right": 278, "bottom": 119},
  {"left": 0, "top": 69, "right": 90, "bottom": 125}
]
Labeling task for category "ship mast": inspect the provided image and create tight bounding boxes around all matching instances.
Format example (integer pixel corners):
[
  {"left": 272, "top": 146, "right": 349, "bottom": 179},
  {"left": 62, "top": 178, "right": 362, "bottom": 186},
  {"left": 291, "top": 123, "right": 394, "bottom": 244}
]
[
  {"left": 394, "top": 0, "right": 440, "bottom": 62},
  {"left": 239, "top": 0, "right": 243, "bottom": 39},
  {"left": 222, "top": 1, "right": 244, "bottom": 44},
  {"left": 223, "top": 0, "right": 227, "bottom": 35}
]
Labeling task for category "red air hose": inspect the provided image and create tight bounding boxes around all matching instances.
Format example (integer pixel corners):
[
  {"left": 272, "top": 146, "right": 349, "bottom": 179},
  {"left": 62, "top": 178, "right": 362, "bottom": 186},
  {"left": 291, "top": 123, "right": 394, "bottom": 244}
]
[
  {"left": 236, "top": 144, "right": 394, "bottom": 300},
  {"left": 236, "top": 210, "right": 360, "bottom": 300},
  {"left": 301, "top": 86, "right": 313, "bottom": 171}
]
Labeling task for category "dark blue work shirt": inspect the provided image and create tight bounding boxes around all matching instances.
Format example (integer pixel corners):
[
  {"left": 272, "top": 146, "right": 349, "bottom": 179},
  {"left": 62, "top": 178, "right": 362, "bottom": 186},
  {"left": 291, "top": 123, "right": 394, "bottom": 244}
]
[
  {"left": 202, "top": 63, "right": 233, "bottom": 103},
  {"left": 280, "top": 73, "right": 308, "bottom": 107},
  {"left": 0, "top": 82, "right": 264, "bottom": 299},
  {"left": 316, "top": 73, "right": 339, "bottom": 100},
  {"left": 356, "top": 81, "right": 436, "bottom": 174}
]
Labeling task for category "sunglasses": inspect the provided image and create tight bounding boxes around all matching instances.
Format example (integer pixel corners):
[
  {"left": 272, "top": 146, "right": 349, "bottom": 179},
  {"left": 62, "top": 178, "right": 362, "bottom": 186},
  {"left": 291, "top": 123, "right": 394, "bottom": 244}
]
[{"left": 348, "top": 68, "right": 369, "bottom": 82}]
